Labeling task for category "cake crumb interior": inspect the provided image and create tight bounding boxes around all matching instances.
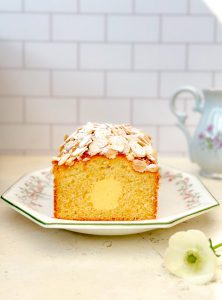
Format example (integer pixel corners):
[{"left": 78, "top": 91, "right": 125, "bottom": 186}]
[{"left": 54, "top": 155, "right": 159, "bottom": 221}]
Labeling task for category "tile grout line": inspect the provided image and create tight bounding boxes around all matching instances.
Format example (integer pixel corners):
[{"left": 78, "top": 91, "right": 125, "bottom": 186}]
[
  {"left": 157, "top": 71, "right": 161, "bottom": 98},
  {"left": 214, "top": 16, "right": 217, "bottom": 43},
  {"left": 0, "top": 40, "right": 220, "bottom": 45},
  {"left": 22, "top": 97, "right": 26, "bottom": 123},
  {"left": 103, "top": 71, "right": 107, "bottom": 97},
  {"left": 131, "top": 43, "right": 134, "bottom": 70},
  {"left": 185, "top": 43, "right": 189, "bottom": 71},
  {"left": 76, "top": 98, "right": 80, "bottom": 124},
  {"left": 49, "top": 124, "right": 53, "bottom": 151},
  {"left": 0, "top": 12, "right": 214, "bottom": 16},
  {"left": 132, "top": 0, "right": 136, "bottom": 14},
  {"left": 104, "top": 14, "right": 108, "bottom": 42},
  {"left": 76, "top": 43, "right": 80, "bottom": 70},
  {"left": 49, "top": 70, "right": 53, "bottom": 96},
  {"left": 187, "top": 0, "right": 191, "bottom": 15},
  {"left": 158, "top": 15, "right": 162, "bottom": 43},
  {"left": 22, "top": 41, "right": 25, "bottom": 68},
  {"left": 212, "top": 71, "right": 216, "bottom": 87},
  {"left": 156, "top": 125, "right": 160, "bottom": 151},
  {"left": 76, "top": 0, "right": 80, "bottom": 13},
  {"left": 130, "top": 99, "right": 133, "bottom": 124},
  {"left": 0, "top": 66, "right": 218, "bottom": 73},
  {"left": 1, "top": 121, "right": 190, "bottom": 127},
  {"left": 21, "top": 0, "right": 25, "bottom": 11},
  {"left": 49, "top": 13, "right": 53, "bottom": 41}
]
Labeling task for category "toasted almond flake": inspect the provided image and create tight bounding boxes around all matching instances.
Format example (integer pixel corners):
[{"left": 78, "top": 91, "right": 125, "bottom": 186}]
[
  {"left": 88, "top": 141, "right": 100, "bottom": 156},
  {"left": 53, "top": 123, "right": 158, "bottom": 172},
  {"left": 152, "top": 150, "right": 158, "bottom": 159},
  {"left": 104, "top": 148, "right": 118, "bottom": 159},
  {"left": 129, "top": 141, "right": 146, "bottom": 157},
  {"left": 72, "top": 146, "right": 87, "bottom": 157},
  {"left": 93, "top": 136, "right": 108, "bottom": 148},
  {"left": 109, "top": 136, "right": 126, "bottom": 152},
  {"left": 76, "top": 132, "right": 87, "bottom": 140},
  {"left": 126, "top": 152, "right": 135, "bottom": 161},
  {"left": 95, "top": 128, "right": 110, "bottom": 138},
  {"left": 58, "top": 153, "right": 70, "bottom": 166},
  {"left": 64, "top": 134, "right": 69, "bottom": 141},
  {"left": 65, "top": 140, "right": 77, "bottom": 152},
  {"left": 148, "top": 155, "right": 156, "bottom": 162},
  {"left": 59, "top": 144, "right": 64, "bottom": 152},
  {"left": 52, "top": 156, "right": 60, "bottom": 162},
  {"left": 138, "top": 136, "right": 151, "bottom": 147},
  {"left": 82, "top": 157, "right": 90, "bottom": 162},
  {"left": 147, "top": 164, "right": 158, "bottom": 172},
  {"left": 144, "top": 145, "right": 153, "bottom": 155},
  {"left": 66, "top": 157, "right": 75, "bottom": 166},
  {"left": 122, "top": 143, "right": 130, "bottom": 155},
  {"left": 79, "top": 135, "right": 92, "bottom": 148},
  {"left": 82, "top": 122, "right": 94, "bottom": 134},
  {"left": 132, "top": 159, "right": 147, "bottom": 173}
]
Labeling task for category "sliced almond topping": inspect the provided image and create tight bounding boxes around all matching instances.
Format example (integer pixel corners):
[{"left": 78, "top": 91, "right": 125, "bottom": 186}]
[
  {"left": 147, "top": 164, "right": 158, "bottom": 173},
  {"left": 72, "top": 146, "right": 87, "bottom": 157},
  {"left": 93, "top": 136, "right": 108, "bottom": 148},
  {"left": 144, "top": 145, "right": 153, "bottom": 155},
  {"left": 82, "top": 157, "right": 90, "bottom": 162},
  {"left": 94, "top": 128, "right": 108, "bottom": 138},
  {"left": 76, "top": 132, "right": 87, "bottom": 140},
  {"left": 122, "top": 143, "right": 130, "bottom": 155},
  {"left": 58, "top": 153, "right": 70, "bottom": 166},
  {"left": 88, "top": 141, "right": 100, "bottom": 156},
  {"left": 64, "top": 134, "right": 69, "bottom": 141},
  {"left": 126, "top": 152, "right": 135, "bottom": 161},
  {"left": 66, "top": 157, "right": 75, "bottom": 166},
  {"left": 59, "top": 144, "right": 64, "bottom": 152},
  {"left": 51, "top": 156, "right": 60, "bottom": 162},
  {"left": 82, "top": 122, "right": 94, "bottom": 134},
  {"left": 79, "top": 135, "right": 92, "bottom": 148},
  {"left": 104, "top": 148, "right": 118, "bottom": 159},
  {"left": 109, "top": 136, "right": 126, "bottom": 152},
  {"left": 148, "top": 155, "right": 156, "bottom": 162},
  {"left": 138, "top": 136, "right": 151, "bottom": 147},
  {"left": 132, "top": 159, "right": 147, "bottom": 173},
  {"left": 151, "top": 149, "right": 158, "bottom": 159},
  {"left": 53, "top": 123, "right": 158, "bottom": 172},
  {"left": 129, "top": 141, "right": 146, "bottom": 157},
  {"left": 65, "top": 140, "right": 77, "bottom": 152}
]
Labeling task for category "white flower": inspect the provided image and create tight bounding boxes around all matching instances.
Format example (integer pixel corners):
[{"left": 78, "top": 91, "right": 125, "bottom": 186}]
[{"left": 164, "top": 230, "right": 218, "bottom": 284}]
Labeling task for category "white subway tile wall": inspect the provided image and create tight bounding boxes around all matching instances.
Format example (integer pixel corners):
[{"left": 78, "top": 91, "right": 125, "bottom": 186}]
[{"left": 0, "top": 0, "right": 220, "bottom": 155}]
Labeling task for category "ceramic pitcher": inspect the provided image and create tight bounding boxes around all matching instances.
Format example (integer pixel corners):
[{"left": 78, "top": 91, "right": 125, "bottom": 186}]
[{"left": 170, "top": 86, "right": 222, "bottom": 179}]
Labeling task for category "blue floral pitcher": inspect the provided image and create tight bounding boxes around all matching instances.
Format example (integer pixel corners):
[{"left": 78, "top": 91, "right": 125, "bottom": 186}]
[{"left": 170, "top": 87, "right": 222, "bottom": 179}]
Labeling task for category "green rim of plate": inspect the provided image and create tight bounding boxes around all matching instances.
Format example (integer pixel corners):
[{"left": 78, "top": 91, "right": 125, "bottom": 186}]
[{"left": 0, "top": 166, "right": 220, "bottom": 227}]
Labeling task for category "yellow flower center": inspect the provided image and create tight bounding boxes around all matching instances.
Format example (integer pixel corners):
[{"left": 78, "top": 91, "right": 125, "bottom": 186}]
[
  {"left": 187, "top": 253, "right": 197, "bottom": 264},
  {"left": 185, "top": 250, "right": 202, "bottom": 270}
]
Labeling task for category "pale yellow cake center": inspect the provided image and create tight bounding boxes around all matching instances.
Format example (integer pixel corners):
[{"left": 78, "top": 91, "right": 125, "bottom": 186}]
[{"left": 89, "top": 178, "right": 122, "bottom": 210}]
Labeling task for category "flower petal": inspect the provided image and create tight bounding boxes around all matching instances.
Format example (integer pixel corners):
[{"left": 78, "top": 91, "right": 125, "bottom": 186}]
[
  {"left": 164, "top": 247, "right": 186, "bottom": 274},
  {"left": 164, "top": 230, "right": 218, "bottom": 284},
  {"left": 168, "top": 230, "right": 209, "bottom": 252}
]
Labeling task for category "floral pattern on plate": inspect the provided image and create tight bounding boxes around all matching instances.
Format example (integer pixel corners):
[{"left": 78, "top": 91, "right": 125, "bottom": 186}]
[{"left": 1, "top": 165, "right": 219, "bottom": 235}]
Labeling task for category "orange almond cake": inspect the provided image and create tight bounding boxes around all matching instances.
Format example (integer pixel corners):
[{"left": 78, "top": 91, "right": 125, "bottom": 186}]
[{"left": 52, "top": 123, "right": 159, "bottom": 221}]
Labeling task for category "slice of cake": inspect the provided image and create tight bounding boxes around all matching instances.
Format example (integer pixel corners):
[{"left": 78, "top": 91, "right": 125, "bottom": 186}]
[{"left": 52, "top": 123, "right": 159, "bottom": 221}]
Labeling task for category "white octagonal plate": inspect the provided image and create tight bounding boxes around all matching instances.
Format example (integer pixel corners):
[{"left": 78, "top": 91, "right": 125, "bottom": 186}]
[{"left": 1, "top": 165, "right": 219, "bottom": 236}]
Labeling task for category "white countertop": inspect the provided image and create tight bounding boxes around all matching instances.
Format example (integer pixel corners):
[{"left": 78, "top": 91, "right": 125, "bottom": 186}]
[{"left": 0, "top": 156, "right": 222, "bottom": 300}]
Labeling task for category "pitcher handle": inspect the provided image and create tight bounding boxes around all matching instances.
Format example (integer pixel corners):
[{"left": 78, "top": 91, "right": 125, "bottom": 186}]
[{"left": 170, "top": 86, "right": 204, "bottom": 144}]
